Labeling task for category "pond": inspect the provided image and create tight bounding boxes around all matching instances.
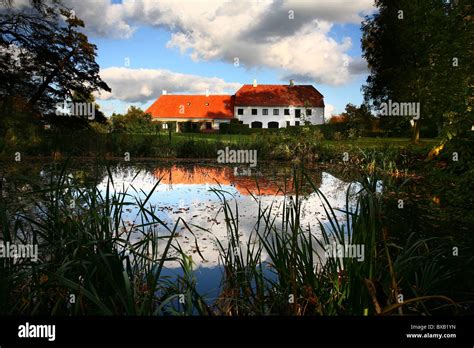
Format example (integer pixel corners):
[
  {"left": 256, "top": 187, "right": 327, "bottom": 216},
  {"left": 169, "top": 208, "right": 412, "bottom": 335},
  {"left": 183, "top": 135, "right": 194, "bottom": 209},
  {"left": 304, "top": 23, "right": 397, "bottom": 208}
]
[
  {"left": 97, "top": 161, "right": 363, "bottom": 300},
  {"left": 1, "top": 160, "right": 363, "bottom": 303}
]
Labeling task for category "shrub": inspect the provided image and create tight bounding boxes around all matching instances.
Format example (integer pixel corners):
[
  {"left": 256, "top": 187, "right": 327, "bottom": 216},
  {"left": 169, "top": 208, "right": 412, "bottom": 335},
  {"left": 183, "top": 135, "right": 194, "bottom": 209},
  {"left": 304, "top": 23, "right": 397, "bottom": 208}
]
[
  {"left": 333, "top": 131, "right": 345, "bottom": 140},
  {"left": 220, "top": 122, "right": 251, "bottom": 134}
]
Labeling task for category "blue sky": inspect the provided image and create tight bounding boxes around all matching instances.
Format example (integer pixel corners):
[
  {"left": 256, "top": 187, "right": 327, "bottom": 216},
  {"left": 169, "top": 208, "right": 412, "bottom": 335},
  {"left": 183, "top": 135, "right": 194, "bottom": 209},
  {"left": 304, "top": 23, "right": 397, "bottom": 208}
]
[{"left": 67, "top": 0, "right": 375, "bottom": 117}]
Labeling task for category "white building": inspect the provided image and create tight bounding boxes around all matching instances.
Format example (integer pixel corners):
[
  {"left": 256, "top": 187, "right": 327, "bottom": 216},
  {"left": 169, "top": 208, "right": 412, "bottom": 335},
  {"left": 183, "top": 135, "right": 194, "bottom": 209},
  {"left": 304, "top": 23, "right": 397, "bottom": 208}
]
[
  {"left": 234, "top": 80, "right": 325, "bottom": 128},
  {"left": 146, "top": 81, "right": 325, "bottom": 130}
]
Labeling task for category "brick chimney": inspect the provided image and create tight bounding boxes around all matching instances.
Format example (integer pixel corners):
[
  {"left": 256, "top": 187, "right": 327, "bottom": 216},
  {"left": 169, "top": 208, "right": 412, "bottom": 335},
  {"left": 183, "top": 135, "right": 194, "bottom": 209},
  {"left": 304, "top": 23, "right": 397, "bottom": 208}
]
[
  {"left": 253, "top": 79, "right": 257, "bottom": 87},
  {"left": 289, "top": 79, "right": 295, "bottom": 87}
]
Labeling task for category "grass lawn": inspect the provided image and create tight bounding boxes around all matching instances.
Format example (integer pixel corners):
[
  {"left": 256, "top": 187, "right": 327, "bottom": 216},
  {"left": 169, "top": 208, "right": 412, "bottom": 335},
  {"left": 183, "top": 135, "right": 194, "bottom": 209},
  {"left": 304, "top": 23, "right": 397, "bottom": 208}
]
[{"left": 173, "top": 132, "right": 439, "bottom": 148}]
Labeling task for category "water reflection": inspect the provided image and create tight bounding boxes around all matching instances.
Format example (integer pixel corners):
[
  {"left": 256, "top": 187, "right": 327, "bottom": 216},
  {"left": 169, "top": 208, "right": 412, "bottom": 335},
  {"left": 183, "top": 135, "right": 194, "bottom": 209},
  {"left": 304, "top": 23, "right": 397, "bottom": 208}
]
[
  {"left": 98, "top": 163, "right": 359, "bottom": 270},
  {"left": 153, "top": 165, "right": 301, "bottom": 196},
  {"left": 2, "top": 160, "right": 360, "bottom": 302}
]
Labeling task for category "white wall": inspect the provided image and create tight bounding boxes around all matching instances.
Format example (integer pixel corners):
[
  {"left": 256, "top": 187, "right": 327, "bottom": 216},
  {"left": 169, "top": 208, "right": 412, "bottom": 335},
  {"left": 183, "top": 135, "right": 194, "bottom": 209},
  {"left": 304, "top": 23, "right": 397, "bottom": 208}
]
[
  {"left": 234, "top": 106, "right": 324, "bottom": 128},
  {"left": 151, "top": 117, "right": 231, "bottom": 131}
]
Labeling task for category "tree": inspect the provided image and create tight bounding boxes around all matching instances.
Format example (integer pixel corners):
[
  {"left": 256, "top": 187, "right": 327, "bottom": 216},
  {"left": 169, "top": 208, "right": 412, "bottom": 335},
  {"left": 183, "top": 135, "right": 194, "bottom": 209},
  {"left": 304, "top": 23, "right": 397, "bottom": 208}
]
[
  {"left": 110, "top": 107, "right": 154, "bottom": 133},
  {"left": 71, "top": 91, "right": 107, "bottom": 124},
  {"left": 0, "top": 0, "right": 110, "bottom": 117},
  {"left": 341, "top": 103, "right": 374, "bottom": 132},
  {"left": 361, "top": 0, "right": 473, "bottom": 143}
]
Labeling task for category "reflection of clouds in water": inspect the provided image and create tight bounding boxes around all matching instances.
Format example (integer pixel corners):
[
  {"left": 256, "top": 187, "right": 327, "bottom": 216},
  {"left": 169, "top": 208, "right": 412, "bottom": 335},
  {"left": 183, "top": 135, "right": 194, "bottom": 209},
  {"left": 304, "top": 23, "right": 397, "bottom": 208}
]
[{"left": 97, "top": 165, "right": 358, "bottom": 269}]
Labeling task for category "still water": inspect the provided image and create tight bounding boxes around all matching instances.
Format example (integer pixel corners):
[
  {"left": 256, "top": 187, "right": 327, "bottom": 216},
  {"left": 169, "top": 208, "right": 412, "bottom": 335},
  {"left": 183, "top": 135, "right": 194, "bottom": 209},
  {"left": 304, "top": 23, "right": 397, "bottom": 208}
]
[{"left": 94, "top": 162, "right": 361, "bottom": 301}]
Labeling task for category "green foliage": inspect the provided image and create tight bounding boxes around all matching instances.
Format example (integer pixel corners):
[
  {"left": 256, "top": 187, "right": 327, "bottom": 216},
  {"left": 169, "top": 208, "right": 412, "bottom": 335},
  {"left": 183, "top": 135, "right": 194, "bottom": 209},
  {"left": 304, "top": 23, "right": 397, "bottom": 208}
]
[
  {"left": 341, "top": 103, "right": 374, "bottom": 132},
  {"left": 314, "top": 124, "right": 348, "bottom": 139},
  {"left": 362, "top": 0, "right": 473, "bottom": 142},
  {"left": 219, "top": 122, "right": 251, "bottom": 134},
  {"left": 0, "top": 161, "right": 187, "bottom": 314},
  {"left": 110, "top": 106, "right": 156, "bottom": 134},
  {"left": 208, "top": 167, "right": 464, "bottom": 315}
]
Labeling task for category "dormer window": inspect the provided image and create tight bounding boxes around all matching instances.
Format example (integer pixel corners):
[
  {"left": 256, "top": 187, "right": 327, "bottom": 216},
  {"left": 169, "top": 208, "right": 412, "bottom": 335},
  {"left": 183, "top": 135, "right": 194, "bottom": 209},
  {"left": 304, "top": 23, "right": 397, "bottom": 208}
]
[
  {"left": 205, "top": 102, "right": 209, "bottom": 106},
  {"left": 187, "top": 102, "right": 191, "bottom": 106}
]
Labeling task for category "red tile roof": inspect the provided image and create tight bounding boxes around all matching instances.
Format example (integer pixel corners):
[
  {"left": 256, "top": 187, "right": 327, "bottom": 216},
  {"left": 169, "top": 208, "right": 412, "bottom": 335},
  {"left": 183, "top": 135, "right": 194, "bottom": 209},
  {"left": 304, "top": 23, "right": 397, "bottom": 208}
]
[
  {"left": 235, "top": 84, "right": 324, "bottom": 107},
  {"left": 146, "top": 95, "right": 234, "bottom": 119}
]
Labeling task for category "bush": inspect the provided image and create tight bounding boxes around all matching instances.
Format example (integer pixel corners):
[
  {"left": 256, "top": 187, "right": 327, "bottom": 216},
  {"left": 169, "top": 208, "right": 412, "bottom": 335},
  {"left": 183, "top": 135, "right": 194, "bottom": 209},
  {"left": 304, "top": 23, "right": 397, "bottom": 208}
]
[
  {"left": 283, "top": 123, "right": 348, "bottom": 139},
  {"left": 347, "top": 128, "right": 358, "bottom": 139},
  {"left": 333, "top": 131, "right": 345, "bottom": 140},
  {"left": 220, "top": 122, "right": 251, "bottom": 134}
]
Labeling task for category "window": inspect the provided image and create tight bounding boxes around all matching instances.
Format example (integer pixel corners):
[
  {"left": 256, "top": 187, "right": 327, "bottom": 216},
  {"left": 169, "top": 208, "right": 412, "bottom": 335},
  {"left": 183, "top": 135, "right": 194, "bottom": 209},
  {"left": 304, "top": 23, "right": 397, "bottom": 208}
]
[
  {"left": 286, "top": 121, "right": 290, "bottom": 127},
  {"left": 273, "top": 109, "right": 279, "bottom": 115},
  {"left": 268, "top": 121, "right": 279, "bottom": 129},
  {"left": 306, "top": 109, "right": 312, "bottom": 115},
  {"left": 295, "top": 121, "right": 300, "bottom": 126},
  {"left": 187, "top": 102, "right": 191, "bottom": 106},
  {"left": 162, "top": 123, "right": 168, "bottom": 129},
  {"left": 284, "top": 109, "right": 290, "bottom": 115},
  {"left": 237, "top": 108, "right": 244, "bottom": 115},
  {"left": 206, "top": 122, "right": 212, "bottom": 130},
  {"left": 205, "top": 102, "right": 209, "bottom": 106},
  {"left": 252, "top": 109, "right": 258, "bottom": 115},
  {"left": 251, "top": 121, "right": 262, "bottom": 129},
  {"left": 295, "top": 109, "right": 301, "bottom": 118},
  {"left": 262, "top": 109, "right": 268, "bottom": 115}
]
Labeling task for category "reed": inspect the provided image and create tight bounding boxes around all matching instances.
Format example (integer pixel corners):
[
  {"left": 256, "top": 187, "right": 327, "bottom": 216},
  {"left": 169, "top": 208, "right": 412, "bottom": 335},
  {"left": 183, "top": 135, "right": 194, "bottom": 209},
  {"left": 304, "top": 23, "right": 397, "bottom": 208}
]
[{"left": 0, "top": 160, "right": 464, "bottom": 315}]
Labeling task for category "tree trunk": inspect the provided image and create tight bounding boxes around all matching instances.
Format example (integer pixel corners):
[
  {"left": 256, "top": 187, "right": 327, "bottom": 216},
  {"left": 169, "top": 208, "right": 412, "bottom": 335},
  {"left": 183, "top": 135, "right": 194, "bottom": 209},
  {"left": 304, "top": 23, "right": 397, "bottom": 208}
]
[{"left": 411, "top": 119, "right": 422, "bottom": 144}]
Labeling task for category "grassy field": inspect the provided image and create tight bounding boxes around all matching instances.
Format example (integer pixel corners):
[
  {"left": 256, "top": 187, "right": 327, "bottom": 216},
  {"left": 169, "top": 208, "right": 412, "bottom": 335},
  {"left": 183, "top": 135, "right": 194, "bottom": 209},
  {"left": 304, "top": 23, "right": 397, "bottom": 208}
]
[
  {"left": 1, "top": 126, "right": 441, "bottom": 161},
  {"left": 173, "top": 133, "right": 438, "bottom": 147}
]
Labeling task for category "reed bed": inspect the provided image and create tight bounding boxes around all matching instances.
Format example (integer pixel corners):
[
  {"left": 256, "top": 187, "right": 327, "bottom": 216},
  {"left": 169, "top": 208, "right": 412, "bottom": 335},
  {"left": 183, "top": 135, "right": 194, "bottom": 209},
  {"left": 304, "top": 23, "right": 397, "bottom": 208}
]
[{"left": 0, "top": 159, "right": 467, "bottom": 315}]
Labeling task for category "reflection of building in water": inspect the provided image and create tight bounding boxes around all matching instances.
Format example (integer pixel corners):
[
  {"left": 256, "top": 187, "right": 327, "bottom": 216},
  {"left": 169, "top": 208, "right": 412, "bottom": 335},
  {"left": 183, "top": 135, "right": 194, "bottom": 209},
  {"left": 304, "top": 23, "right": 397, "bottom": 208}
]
[{"left": 153, "top": 165, "right": 322, "bottom": 196}]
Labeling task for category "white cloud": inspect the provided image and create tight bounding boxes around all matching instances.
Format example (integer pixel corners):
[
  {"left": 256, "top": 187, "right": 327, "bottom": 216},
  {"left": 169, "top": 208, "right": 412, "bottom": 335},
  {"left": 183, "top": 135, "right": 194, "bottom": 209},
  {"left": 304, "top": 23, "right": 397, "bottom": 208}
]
[
  {"left": 62, "top": 0, "right": 375, "bottom": 85},
  {"left": 324, "top": 103, "right": 335, "bottom": 121},
  {"left": 63, "top": 0, "right": 136, "bottom": 38},
  {"left": 96, "top": 67, "right": 242, "bottom": 103}
]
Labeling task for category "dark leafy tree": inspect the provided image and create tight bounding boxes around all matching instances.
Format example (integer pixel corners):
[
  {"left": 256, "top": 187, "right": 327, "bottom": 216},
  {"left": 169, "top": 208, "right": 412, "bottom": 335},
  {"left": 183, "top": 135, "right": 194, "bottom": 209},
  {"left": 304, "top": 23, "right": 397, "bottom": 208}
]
[
  {"left": 341, "top": 103, "right": 374, "bottom": 132},
  {"left": 110, "top": 106, "right": 155, "bottom": 133},
  {"left": 362, "top": 0, "right": 473, "bottom": 143},
  {"left": 0, "top": 0, "right": 110, "bottom": 118}
]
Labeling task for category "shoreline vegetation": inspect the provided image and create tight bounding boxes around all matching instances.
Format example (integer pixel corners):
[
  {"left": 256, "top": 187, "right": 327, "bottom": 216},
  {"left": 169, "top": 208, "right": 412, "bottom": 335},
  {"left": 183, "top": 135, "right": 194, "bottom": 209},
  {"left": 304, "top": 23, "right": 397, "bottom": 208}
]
[
  {"left": 1, "top": 134, "right": 473, "bottom": 315},
  {"left": 1, "top": 129, "right": 438, "bottom": 160}
]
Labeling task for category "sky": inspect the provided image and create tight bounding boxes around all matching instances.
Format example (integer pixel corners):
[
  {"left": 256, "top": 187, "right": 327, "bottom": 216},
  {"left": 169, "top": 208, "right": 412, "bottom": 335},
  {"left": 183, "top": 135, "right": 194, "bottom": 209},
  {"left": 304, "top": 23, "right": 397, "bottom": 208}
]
[{"left": 58, "top": 0, "right": 376, "bottom": 118}]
